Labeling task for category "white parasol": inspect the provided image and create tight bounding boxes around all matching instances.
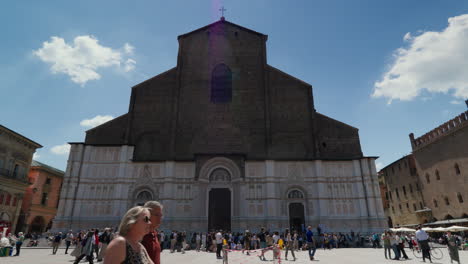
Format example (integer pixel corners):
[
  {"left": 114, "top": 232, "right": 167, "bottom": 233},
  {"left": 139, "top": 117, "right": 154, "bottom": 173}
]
[{"left": 445, "top": 225, "right": 468, "bottom": 232}]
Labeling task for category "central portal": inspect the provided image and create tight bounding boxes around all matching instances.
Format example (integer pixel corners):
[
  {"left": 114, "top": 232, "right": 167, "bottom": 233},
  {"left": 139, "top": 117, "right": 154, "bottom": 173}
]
[
  {"left": 208, "top": 188, "right": 231, "bottom": 231},
  {"left": 289, "top": 203, "right": 305, "bottom": 233}
]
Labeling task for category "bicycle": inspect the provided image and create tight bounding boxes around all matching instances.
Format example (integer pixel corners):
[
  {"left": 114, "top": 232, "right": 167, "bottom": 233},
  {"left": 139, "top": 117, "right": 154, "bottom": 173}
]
[{"left": 412, "top": 244, "right": 443, "bottom": 260}]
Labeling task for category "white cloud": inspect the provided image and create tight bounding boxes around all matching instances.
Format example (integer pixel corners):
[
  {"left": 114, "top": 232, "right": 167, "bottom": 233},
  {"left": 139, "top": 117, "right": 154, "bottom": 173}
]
[
  {"left": 80, "top": 115, "right": 114, "bottom": 128},
  {"left": 372, "top": 14, "right": 468, "bottom": 103},
  {"left": 123, "top": 43, "right": 134, "bottom": 54},
  {"left": 124, "top": 59, "right": 136, "bottom": 72},
  {"left": 51, "top": 144, "right": 70, "bottom": 155},
  {"left": 403, "top": 32, "right": 412, "bottom": 41},
  {"left": 34, "top": 35, "right": 136, "bottom": 85},
  {"left": 33, "top": 152, "right": 40, "bottom": 160},
  {"left": 450, "top": 100, "right": 462, "bottom": 105}
]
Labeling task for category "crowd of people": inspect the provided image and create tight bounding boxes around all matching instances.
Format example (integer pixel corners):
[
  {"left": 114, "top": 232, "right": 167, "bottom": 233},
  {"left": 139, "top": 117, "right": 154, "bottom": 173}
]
[{"left": 2, "top": 202, "right": 468, "bottom": 263}]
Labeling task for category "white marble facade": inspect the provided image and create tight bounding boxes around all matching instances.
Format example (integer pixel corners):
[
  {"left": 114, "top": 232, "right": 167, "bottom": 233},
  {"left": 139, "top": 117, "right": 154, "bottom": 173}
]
[{"left": 53, "top": 144, "right": 387, "bottom": 233}]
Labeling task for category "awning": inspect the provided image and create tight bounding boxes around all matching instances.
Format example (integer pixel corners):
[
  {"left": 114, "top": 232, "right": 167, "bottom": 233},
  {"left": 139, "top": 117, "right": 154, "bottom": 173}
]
[{"left": 425, "top": 218, "right": 468, "bottom": 226}]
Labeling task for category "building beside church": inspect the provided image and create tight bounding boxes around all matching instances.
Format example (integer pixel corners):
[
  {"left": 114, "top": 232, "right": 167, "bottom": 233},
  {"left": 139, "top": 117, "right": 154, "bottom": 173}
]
[
  {"left": 0, "top": 125, "right": 42, "bottom": 234},
  {"left": 379, "top": 101, "right": 468, "bottom": 227},
  {"left": 378, "top": 154, "right": 426, "bottom": 227},
  {"left": 53, "top": 18, "right": 386, "bottom": 233},
  {"left": 15, "top": 161, "right": 64, "bottom": 233}
]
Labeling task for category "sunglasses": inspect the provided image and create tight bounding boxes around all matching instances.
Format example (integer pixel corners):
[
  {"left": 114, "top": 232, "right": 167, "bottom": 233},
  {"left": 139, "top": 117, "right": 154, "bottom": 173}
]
[{"left": 143, "top": 216, "right": 151, "bottom": 223}]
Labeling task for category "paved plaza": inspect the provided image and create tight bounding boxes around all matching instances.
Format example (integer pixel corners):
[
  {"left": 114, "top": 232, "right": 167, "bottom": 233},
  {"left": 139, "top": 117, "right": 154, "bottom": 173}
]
[{"left": 1, "top": 247, "right": 467, "bottom": 264}]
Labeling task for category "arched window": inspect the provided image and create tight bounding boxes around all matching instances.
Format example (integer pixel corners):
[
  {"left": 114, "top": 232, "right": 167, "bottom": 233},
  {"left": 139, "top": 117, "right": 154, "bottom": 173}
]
[
  {"left": 455, "top": 163, "right": 461, "bottom": 175},
  {"left": 211, "top": 64, "right": 232, "bottom": 103},
  {"left": 445, "top": 214, "right": 454, "bottom": 220},
  {"left": 288, "top": 190, "right": 304, "bottom": 199},
  {"left": 135, "top": 190, "right": 153, "bottom": 206},
  {"left": 209, "top": 168, "right": 231, "bottom": 182},
  {"left": 433, "top": 199, "right": 438, "bottom": 208},
  {"left": 435, "top": 170, "right": 440, "bottom": 180},
  {"left": 425, "top": 173, "right": 430, "bottom": 184},
  {"left": 457, "top": 192, "right": 464, "bottom": 203},
  {"left": 444, "top": 196, "right": 450, "bottom": 206}
]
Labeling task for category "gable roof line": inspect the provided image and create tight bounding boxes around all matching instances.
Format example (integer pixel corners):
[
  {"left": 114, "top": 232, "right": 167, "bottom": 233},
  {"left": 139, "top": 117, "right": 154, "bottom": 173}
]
[
  {"left": 267, "top": 65, "right": 312, "bottom": 87},
  {"left": 315, "top": 112, "right": 359, "bottom": 131},
  {"left": 178, "top": 19, "right": 268, "bottom": 40}
]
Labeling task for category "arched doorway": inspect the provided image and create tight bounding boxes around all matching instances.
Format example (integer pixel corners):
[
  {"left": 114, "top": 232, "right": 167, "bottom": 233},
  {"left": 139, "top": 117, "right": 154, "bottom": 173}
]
[
  {"left": 208, "top": 188, "right": 231, "bottom": 232},
  {"left": 30, "top": 216, "right": 45, "bottom": 233},
  {"left": 135, "top": 190, "right": 153, "bottom": 206},
  {"left": 387, "top": 217, "right": 393, "bottom": 228},
  {"left": 289, "top": 203, "right": 305, "bottom": 233}
]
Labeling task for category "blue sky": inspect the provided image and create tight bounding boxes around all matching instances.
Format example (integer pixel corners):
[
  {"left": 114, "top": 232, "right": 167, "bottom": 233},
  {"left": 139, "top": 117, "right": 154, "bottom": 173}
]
[{"left": 1, "top": 0, "right": 468, "bottom": 171}]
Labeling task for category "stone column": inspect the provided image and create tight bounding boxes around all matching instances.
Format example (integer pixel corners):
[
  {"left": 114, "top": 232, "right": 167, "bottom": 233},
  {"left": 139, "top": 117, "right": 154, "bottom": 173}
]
[{"left": 11, "top": 193, "right": 24, "bottom": 233}]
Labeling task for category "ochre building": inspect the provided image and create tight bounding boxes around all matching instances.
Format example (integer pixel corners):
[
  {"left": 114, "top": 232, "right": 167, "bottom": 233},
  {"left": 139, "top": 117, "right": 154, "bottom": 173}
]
[
  {"left": 16, "top": 161, "right": 64, "bottom": 233},
  {"left": 0, "top": 125, "right": 42, "bottom": 234},
  {"left": 53, "top": 18, "right": 386, "bottom": 233},
  {"left": 380, "top": 102, "right": 468, "bottom": 227}
]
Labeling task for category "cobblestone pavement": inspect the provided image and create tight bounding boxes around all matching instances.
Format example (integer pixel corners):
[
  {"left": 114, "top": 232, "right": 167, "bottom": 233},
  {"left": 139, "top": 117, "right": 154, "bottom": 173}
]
[{"left": 1, "top": 247, "right": 467, "bottom": 264}]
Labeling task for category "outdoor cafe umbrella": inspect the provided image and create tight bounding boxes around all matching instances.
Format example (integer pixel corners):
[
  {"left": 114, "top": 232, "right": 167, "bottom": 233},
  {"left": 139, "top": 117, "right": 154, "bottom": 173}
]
[
  {"left": 390, "top": 227, "right": 416, "bottom": 232},
  {"left": 445, "top": 225, "right": 468, "bottom": 232},
  {"left": 427, "top": 227, "right": 448, "bottom": 232}
]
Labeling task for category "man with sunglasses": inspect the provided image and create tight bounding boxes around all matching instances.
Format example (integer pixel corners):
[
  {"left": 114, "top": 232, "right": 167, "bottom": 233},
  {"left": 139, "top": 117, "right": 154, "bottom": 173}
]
[{"left": 142, "top": 201, "right": 164, "bottom": 264}]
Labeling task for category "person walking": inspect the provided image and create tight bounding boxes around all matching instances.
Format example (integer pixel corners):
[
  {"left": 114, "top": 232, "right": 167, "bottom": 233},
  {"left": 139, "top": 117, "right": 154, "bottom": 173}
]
[
  {"left": 258, "top": 228, "right": 266, "bottom": 249},
  {"left": 170, "top": 231, "right": 176, "bottom": 253},
  {"left": 415, "top": 225, "right": 432, "bottom": 263},
  {"left": 381, "top": 231, "right": 392, "bottom": 259},
  {"left": 284, "top": 229, "right": 296, "bottom": 261},
  {"left": 195, "top": 233, "right": 201, "bottom": 252},
  {"left": 74, "top": 230, "right": 96, "bottom": 264},
  {"left": 446, "top": 231, "right": 460, "bottom": 264},
  {"left": 142, "top": 201, "right": 163, "bottom": 264},
  {"left": 306, "top": 226, "right": 317, "bottom": 261},
  {"left": 98, "top": 228, "right": 112, "bottom": 262},
  {"left": 65, "top": 230, "right": 74, "bottom": 254},
  {"left": 14, "top": 232, "right": 24, "bottom": 256},
  {"left": 103, "top": 206, "right": 154, "bottom": 264},
  {"left": 52, "top": 232, "right": 62, "bottom": 255},
  {"left": 201, "top": 232, "right": 207, "bottom": 251}
]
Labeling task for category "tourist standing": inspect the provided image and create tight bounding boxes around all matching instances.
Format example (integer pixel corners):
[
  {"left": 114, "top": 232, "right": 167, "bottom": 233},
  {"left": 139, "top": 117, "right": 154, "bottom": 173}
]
[
  {"left": 142, "top": 201, "right": 163, "bottom": 264},
  {"left": 415, "top": 225, "right": 432, "bottom": 263},
  {"left": 447, "top": 231, "right": 460, "bottom": 264},
  {"left": 390, "top": 232, "right": 400, "bottom": 260},
  {"left": 306, "top": 226, "right": 316, "bottom": 261},
  {"left": 14, "top": 232, "right": 24, "bottom": 256},
  {"left": 52, "top": 232, "right": 62, "bottom": 255},
  {"left": 284, "top": 229, "right": 296, "bottom": 261},
  {"left": 216, "top": 230, "right": 223, "bottom": 259},
  {"left": 65, "top": 230, "right": 74, "bottom": 254},
  {"left": 170, "top": 231, "right": 176, "bottom": 253},
  {"left": 103, "top": 206, "right": 153, "bottom": 264},
  {"left": 381, "top": 231, "right": 392, "bottom": 259},
  {"left": 396, "top": 232, "right": 409, "bottom": 260},
  {"left": 243, "top": 230, "right": 251, "bottom": 255},
  {"left": 93, "top": 229, "right": 100, "bottom": 260}
]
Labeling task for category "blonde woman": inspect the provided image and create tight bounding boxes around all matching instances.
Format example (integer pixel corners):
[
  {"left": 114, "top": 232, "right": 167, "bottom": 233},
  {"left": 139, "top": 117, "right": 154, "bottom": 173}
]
[{"left": 104, "top": 206, "right": 154, "bottom": 264}]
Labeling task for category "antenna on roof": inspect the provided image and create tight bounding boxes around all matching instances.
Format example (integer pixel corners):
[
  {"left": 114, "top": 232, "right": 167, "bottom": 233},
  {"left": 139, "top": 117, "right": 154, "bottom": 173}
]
[{"left": 219, "top": 6, "right": 226, "bottom": 20}]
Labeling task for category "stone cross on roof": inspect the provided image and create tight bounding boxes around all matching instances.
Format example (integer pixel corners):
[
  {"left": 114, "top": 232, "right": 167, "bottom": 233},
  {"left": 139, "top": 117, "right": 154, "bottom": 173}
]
[{"left": 219, "top": 6, "right": 226, "bottom": 20}]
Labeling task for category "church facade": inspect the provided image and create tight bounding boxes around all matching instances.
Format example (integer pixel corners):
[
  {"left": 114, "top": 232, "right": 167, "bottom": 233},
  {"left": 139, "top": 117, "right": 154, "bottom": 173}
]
[{"left": 53, "top": 19, "right": 386, "bottom": 233}]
